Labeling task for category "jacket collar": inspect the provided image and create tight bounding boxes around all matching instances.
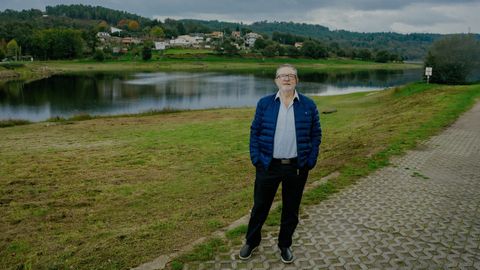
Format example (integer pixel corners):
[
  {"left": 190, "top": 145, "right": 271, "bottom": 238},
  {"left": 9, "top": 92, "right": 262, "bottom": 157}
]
[{"left": 275, "top": 90, "right": 300, "bottom": 103}]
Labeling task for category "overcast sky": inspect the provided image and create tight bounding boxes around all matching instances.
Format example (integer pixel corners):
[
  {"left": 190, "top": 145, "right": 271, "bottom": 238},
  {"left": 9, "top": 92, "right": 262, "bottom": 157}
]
[{"left": 2, "top": 0, "right": 479, "bottom": 34}]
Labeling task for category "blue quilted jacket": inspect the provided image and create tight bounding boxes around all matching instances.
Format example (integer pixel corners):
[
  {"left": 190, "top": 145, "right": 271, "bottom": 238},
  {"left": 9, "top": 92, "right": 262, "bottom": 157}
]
[{"left": 250, "top": 92, "right": 322, "bottom": 170}]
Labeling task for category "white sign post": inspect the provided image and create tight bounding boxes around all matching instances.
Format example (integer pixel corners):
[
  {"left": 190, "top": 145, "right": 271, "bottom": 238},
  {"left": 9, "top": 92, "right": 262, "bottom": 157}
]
[{"left": 425, "top": 67, "right": 433, "bottom": 84}]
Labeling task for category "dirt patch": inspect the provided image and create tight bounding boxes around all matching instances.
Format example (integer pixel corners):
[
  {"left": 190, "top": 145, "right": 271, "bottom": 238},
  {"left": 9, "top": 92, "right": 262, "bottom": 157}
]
[{"left": 0, "top": 70, "right": 20, "bottom": 80}]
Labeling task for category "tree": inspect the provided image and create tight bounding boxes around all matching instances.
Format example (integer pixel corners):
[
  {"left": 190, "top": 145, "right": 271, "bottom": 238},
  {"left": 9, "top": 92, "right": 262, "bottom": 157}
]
[
  {"left": 128, "top": 20, "right": 140, "bottom": 31},
  {"left": 285, "top": 45, "right": 300, "bottom": 57},
  {"left": 150, "top": 26, "right": 165, "bottom": 39},
  {"left": 300, "top": 40, "right": 327, "bottom": 59},
  {"left": 30, "top": 29, "right": 84, "bottom": 60},
  {"left": 176, "top": 22, "right": 186, "bottom": 35},
  {"left": 425, "top": 34, "right": 480, "bottom": 84},
  {"left": 374, "top": 50, "right": 390, "bottom": 63},
  {"left": 215, "top": 40, "right": 239, "bottom": 56},
  {"left": 357, "top": 49, "right": 372, "bottom": 61},
  {"left": 142, "top": 42, "right": 152, "bottom": 60},
  {"left": 6, "top": 39, "right": 20, "bottom": 60},
  {"left": 93, "top": 49, "right": 105, "bottom": 61},
  {"left": 0, "top": 47, "right": 5, "bottom": 59},
  {"left": 253, "top": 38, "right": 267, "bottom": 50},
  {"left": 97, "top": 21, "right": 109, "bottom": 32},
  {"left": 262, "top": 44, "right": 278, "bottom": 57}
]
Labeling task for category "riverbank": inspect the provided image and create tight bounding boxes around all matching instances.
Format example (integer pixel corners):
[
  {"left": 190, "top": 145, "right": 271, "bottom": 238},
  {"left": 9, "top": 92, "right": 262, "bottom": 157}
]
[
  {"left": 0, "top": 57, "right": 421, "bottom": 84},
  {"left": 1, "top": 82, "right": 478, "bottom": 269}
]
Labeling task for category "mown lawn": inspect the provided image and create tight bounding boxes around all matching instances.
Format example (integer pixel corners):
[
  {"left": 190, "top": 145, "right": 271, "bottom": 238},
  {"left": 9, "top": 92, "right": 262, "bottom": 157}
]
[{"left": 0, "top": 82, "right": 479, "bottom": 269}]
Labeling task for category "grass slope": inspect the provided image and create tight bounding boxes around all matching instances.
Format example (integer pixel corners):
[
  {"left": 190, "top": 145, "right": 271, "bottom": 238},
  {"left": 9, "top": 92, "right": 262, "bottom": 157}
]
[{"left": 0, "top": 82, "right": 479, "bottom": 269}]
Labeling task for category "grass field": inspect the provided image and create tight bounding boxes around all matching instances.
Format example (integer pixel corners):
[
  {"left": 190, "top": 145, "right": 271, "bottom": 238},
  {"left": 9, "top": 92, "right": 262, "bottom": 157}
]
[{"left": 1, "top": 82, "right": 479, "bottom": 269}]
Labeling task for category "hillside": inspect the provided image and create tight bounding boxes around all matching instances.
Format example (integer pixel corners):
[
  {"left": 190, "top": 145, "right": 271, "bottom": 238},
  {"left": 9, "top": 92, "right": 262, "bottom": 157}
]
[
  {"left": 181, "top": 19, "right": 450, "bottom": 60},
  {"left": 1, "top": 4, "right": 479, "bottom": 61}
]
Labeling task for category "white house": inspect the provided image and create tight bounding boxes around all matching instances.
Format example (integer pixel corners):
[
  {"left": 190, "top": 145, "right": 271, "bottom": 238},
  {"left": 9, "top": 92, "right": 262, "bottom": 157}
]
[
  {"left": 170, "top": 35, "right": 204, "bottom": 47},
  {"left": 244, "top": 32, "right": 262, "bottom": 47},
  {"left": 154, "top": 41, "right": 168, "bottom": 50},
  {"left": 110, "top": 27, "right": 122, "bottom": 34},
  {"left": 96, "top": 32, "right": 111, "bottom": 43}
]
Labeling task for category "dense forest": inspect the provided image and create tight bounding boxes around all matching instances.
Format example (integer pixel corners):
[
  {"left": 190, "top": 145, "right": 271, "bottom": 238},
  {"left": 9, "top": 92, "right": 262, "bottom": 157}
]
[{"left": 1, "top": 4, "right": 478, "bottom": 61}]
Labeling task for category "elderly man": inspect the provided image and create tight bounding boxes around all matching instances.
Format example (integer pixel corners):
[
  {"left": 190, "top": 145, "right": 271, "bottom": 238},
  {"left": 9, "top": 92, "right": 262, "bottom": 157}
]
[{"left": 239, "top": 64, "right": 322, "bottom": 263}]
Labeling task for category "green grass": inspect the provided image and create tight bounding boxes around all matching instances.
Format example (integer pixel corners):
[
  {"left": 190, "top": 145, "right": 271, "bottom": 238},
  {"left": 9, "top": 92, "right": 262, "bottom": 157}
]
[
  {"left": 1, "top": 82, "right": 479, "bottom": 269},
  {"left": 0, "top": 119, "right": 31, "bottom": 128},
  {"left": 163, "top": 48, "right": 214, "bottom": 55}
]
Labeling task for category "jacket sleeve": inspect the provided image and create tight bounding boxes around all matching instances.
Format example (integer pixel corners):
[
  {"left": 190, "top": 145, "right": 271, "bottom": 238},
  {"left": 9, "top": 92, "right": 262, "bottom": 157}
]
[
  {"left": 250, "top": 99, "right": 263, "bottom": 166},
  {"left": 307, "top": 104, "right": 322, "bottom": 169}
]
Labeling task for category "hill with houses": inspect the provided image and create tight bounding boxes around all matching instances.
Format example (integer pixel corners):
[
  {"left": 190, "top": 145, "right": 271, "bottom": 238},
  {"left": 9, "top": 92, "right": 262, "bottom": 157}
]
[{"left": 1, "top": 4, "right": 478, "bottom": 61}]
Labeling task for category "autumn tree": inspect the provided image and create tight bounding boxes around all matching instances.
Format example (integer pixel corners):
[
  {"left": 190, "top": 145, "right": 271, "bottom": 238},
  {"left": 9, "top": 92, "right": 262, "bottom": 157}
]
[{"left": 128, "top": 20, "right": 140, "bottom": 31}]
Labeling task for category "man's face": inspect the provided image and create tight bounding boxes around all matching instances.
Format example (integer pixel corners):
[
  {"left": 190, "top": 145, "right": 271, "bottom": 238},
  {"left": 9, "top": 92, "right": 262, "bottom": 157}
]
[{"left": 275, "top": 67, "right": 298, "bottom": 92}]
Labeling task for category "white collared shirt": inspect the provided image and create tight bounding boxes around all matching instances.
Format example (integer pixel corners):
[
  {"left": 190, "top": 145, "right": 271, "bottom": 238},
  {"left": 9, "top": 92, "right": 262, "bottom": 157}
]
[{"left": 273, "top": 90, "right": 299, "bottom": 159}]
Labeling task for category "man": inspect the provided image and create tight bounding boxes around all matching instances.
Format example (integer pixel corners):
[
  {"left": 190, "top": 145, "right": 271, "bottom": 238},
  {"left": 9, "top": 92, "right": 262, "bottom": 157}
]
[{"left": 239, "top": 64, "right": 322, "bottom": 263}]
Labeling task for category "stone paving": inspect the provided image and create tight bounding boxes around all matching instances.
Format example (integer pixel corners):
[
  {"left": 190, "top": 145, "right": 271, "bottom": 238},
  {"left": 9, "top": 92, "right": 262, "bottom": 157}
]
[{"left": 184, "top": 102, "right": 480, "bottom": 270}]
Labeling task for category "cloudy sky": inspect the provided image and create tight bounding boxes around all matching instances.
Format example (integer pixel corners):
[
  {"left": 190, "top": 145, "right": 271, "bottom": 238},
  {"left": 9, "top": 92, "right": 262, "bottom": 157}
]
[{"left": 2, "top": 0, "right": 479, "bottom": 34}]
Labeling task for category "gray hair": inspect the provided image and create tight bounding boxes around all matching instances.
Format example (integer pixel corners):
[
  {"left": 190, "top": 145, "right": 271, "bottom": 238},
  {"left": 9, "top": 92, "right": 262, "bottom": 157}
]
[{"left": 275, "top": 64, "right": 298, "bottom": 78}]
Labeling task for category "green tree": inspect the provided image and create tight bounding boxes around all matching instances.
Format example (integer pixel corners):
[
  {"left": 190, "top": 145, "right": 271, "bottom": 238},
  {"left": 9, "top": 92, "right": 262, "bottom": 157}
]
[
  {"left": 253, "top": 38, "right": 267, "bottom": 50},
  {"left": 176, "top": 22, "right": 186, "bottom": 35},
  {"left": 357, "top": 49, "right": 372, "bottom": 61},
  {"left": 216, "top": 40, "right": 239, "bottom": 55},
  {"left": 300, "top": 40, "right": 327, "bottom": 59},
  {"left": 93, "top": 49, "right": 105, "bottom": 61},
  {"left": 150, "top": 26, "right": 165, "bottom": 39},
  {"left": 0, "top": 47, "right": 5, "bottom": 59},
  {"left": 142, "top": 42, "right": 152, "bottom": 60},
  {"left": 425, "top": 34, "right": 480, "bottom": 84},
  {"left": 285, "top": 45, "right": 300, "bottom": 57},
  {"left": 30, "top": 29, "right": 84, "bottom": 60},
  {"left": 7, "top": 39, "right": 20, "bottom": 60},
  {"left": 262, "top": 44, "right": 278, "bottom": 57},
  {"left": 375, "top": 50, "right": 390, "bottom": 63}
]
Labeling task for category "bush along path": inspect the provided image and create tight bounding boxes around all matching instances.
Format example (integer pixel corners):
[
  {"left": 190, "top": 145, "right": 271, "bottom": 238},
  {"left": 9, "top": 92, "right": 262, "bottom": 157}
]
[{"left": 177, "top": 101, "right": 480, "bottom": 269}]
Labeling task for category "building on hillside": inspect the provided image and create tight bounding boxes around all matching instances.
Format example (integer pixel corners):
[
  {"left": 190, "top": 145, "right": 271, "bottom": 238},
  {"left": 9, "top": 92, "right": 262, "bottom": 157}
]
[
  {"left": 110, "top": 27, "right": 122, "bottom": 34},
  {"left": 245, "top": 32, "right": 262, "bottom": 48},
  {"left": 231, "top": 31, "right": 241, "bottom": 39},
  {"left": 96, "top": 32, "right": 111, "bottom": 43},
  {"left": 121, "top": 37, "right": 142, "bottom": 45},
  {"left": 170, "top": 35, "right": 204, "bottom": 47},
  {"left": 294, "top": 42, "right": 303, "bottom": 48},
  {"left": 208, "top": 31, "right": 224, "bottom": 39},
  {"left": 154, "top": 41, "right": 168, "bottom": 50}
]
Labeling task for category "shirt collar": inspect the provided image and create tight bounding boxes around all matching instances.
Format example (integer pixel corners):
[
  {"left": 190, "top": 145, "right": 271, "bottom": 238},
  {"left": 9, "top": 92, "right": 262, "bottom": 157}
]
[{"left": 275, "top": 90, "right": 299, "bottom": 101}]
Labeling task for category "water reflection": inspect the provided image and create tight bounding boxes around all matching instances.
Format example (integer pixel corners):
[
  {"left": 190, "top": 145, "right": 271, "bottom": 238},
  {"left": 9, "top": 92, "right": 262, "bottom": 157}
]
[{"left": 0, "top": 69, "right": 421, "bottom": 121}]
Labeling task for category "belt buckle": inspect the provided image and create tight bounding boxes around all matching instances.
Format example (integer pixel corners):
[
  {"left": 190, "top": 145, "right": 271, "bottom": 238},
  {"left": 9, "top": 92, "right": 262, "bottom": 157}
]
[{"left": 280, "top": 159, "right": 290, "bottom": 165}]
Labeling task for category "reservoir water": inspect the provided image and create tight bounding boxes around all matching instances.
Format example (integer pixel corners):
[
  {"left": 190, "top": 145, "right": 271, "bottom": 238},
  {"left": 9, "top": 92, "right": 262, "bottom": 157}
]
[{"left": 0, "top": 69, "right": 422, "bottom": 121}]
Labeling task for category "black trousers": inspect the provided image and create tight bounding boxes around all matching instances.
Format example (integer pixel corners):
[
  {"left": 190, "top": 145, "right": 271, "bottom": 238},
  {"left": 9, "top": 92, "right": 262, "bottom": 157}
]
[{"left": 245, "top": 160, "right": 308, "bottom": 248}]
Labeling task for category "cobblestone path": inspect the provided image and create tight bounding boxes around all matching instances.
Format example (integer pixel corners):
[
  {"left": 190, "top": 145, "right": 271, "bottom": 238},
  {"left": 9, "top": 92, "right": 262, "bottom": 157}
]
[{"left": 185, "top": 102, "right": 480, "bottom": 270}]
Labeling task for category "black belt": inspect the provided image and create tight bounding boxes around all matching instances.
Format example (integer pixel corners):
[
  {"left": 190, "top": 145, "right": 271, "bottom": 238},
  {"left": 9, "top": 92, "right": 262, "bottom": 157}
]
[{"left": 272, "top": 157, "right": 297, "bottom": 165}]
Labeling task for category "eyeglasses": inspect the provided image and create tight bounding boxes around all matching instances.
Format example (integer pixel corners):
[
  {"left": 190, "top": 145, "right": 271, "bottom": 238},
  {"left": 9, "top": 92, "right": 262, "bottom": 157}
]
[{"left": 276, "top": 74, "right": 296, "bottom": 80}]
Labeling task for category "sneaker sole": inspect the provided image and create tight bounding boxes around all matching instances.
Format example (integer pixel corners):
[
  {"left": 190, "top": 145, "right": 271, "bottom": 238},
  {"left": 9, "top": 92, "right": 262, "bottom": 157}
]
[{"left": 238, "top": 246, "right": 258, "bottom": 260}]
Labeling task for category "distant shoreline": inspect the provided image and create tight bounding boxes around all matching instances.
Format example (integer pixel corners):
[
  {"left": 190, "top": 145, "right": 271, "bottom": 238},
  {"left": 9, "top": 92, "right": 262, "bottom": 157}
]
[{"left": 0, "top": 57, "right": 421, "bottom": 84}]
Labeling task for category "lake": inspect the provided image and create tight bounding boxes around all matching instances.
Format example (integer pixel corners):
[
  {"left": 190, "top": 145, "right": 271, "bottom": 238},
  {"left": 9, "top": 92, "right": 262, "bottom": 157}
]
[{"left": 0, "top": 69, "right": 422, "bottom": 121}]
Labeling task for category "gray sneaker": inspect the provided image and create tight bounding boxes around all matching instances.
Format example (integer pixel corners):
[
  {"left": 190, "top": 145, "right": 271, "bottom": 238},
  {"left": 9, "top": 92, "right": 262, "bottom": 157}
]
[
  {"left": 280, "top": 247, "right": 294, "bottom": 263},
  {"left": 239, "top": 244, "right": 258, "bottom": 260}
]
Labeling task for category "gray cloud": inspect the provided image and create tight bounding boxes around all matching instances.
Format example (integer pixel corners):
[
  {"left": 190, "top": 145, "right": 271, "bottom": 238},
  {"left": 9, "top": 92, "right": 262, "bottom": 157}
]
[{"left": 1, "top": 0, "right": 479, "bottom": 34}]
